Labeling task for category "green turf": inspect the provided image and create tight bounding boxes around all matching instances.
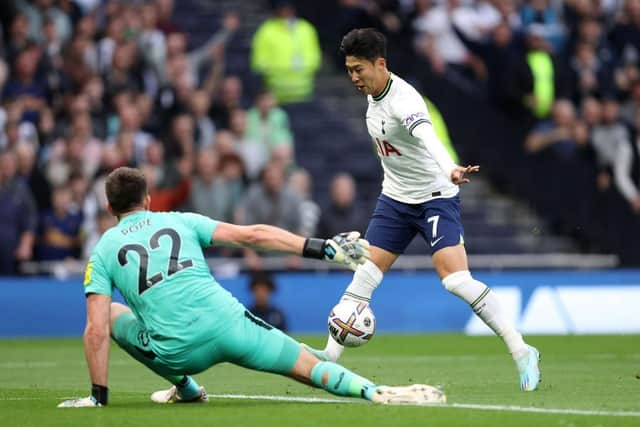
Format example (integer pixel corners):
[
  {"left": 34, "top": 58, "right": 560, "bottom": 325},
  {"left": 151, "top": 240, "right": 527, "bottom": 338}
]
[{"left": 1, "top": 335, "right": 639, "bottom": 426}]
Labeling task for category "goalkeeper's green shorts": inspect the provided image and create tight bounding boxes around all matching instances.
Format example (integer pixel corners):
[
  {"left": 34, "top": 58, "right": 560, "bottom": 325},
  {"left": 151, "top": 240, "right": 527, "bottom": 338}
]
[{"left": 112, "top": 309, "right": 301, "bottom": 377}]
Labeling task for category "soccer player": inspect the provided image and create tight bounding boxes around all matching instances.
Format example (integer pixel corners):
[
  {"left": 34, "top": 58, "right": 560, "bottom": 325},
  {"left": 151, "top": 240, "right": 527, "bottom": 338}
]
[
  {"left": 306, "top": 28, "right": 541, "bottom": 392},
  {"left": 58, "top": 167, "right": 445, "bottom": 408}
]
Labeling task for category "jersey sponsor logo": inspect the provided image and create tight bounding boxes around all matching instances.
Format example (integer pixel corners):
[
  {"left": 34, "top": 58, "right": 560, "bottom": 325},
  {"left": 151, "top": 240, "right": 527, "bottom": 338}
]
[
  {"left": 83, "top": 262, "right": 93, "bottom": 286},
  {"left": 374, "top": 138, "right": 402, "bottom": 157},
  {"left": 403, "top": 112, "right": 426, "bottom": 126}
]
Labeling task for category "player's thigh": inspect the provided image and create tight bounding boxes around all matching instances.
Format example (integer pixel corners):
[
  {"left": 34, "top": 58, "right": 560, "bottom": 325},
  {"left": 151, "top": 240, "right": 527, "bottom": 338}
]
[
  {"left": 365, "top": 194, "right": 418, "bottom": 258},
  {"left": 110, "top": 311, "right": 177, "bottom": 376},
  {"left": 220, "top": 310, "right": 301, "bottom": 375}
]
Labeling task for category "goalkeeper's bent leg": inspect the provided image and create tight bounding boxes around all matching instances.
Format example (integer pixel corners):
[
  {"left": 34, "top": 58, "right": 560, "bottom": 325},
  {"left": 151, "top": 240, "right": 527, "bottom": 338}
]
[
  {"left": 110, "top": 304, "right": 202, "bottom": 399},
  {"left": 309, "top": 361, "right": 377, "bottom": 400},
  {"left": 289, "top": 346, "right": 376, "bottom": 401}
]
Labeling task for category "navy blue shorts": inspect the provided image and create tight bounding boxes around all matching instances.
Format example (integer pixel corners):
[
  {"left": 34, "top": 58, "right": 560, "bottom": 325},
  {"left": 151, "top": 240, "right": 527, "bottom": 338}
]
[{"left": 365, "top": 194, "right": 464, "bottom": 255}]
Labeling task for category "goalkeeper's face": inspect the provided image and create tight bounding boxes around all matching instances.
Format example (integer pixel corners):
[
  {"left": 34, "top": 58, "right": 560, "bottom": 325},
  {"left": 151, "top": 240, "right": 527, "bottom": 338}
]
[{"left": 345, "top": 56, "right": 387, "bottom": 96}]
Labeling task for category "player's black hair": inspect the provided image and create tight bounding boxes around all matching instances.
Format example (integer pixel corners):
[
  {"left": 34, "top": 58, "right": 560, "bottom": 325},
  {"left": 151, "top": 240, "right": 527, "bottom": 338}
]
[
  {"left": 249, "top": 272, "right": 276, "bottom": 292},
  {"left": 105, "top": 167, "right": 147, "bottom": 216},
  {"left": 340, "top": 28, "right": 387, "bottom": 62}
]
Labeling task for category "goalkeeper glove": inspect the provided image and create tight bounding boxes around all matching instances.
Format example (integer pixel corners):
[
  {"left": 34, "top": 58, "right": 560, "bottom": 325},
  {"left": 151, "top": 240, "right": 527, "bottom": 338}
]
[{"left": 303, "top": 231, "right": 370, "bottom": 270}]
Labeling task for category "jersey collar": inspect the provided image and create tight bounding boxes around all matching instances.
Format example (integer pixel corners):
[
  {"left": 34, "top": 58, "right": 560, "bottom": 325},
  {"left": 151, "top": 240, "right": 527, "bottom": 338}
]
[{"left": 372, "top": 74, "right": 393, "bottom": 102}]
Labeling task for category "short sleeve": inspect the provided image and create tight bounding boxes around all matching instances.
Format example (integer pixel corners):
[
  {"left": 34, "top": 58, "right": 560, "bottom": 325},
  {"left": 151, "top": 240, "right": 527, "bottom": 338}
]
[
  {"left": 84, "top": 254, "right": 113, "bottom": 296},
  {"left": 181, "top": 212, "right": 219, "bottom": 248},
  {"left": 392, "top": 89, "right": 432, "bottom": 136}
]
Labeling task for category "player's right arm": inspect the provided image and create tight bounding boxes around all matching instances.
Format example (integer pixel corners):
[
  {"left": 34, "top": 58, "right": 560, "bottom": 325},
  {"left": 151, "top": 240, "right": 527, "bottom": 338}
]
[{"left": 212, "top": 222, "right": 370, "bottom": 271}]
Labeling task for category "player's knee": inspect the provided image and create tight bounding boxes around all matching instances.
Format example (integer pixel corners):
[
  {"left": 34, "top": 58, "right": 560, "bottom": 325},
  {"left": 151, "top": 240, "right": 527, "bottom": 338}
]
[{"left": 442, "top": 270, "right": 472, "bottom": 293}]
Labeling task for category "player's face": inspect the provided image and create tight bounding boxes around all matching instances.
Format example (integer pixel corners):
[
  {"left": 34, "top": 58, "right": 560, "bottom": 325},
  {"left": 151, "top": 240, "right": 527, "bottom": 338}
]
[{"left": 345, "top": 56, "right": 385, "bottom": 95}]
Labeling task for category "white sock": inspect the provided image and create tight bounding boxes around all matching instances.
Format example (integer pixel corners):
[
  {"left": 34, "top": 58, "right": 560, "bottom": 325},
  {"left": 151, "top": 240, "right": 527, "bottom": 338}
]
[
  {"left": 323, "top": 260, "right": 383, "bottom": 360},
  {"left": 340, "top": 260, "right": 383, "bottom": 304},
  {"left": 323, "top": 334, "right": 344, "bottom": 362},
  {"left": 442, "top": 270, "right": 528, "bottom": 360}
]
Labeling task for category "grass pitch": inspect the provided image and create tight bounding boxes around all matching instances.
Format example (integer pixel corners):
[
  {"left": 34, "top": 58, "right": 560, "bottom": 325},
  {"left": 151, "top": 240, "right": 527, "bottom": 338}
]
[{"left": 1, "top": 335, "right": 638, "bottom": 426}]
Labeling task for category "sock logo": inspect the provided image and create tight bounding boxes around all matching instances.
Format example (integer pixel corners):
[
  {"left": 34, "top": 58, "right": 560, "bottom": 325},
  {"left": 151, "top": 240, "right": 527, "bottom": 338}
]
[{"left": 334, "top": 372, "right": 345, "bottom": 390}]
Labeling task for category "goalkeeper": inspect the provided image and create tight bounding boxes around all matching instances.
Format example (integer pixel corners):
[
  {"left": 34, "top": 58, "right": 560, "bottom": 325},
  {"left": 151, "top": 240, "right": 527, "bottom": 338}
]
[{"left": 59, "top": 167, "right": 444, "bottom": 408}]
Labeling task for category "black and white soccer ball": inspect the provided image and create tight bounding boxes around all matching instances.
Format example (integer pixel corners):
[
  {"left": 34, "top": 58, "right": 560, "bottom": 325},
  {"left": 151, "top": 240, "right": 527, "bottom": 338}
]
[{"left": 327, "top": 300, "right": 376, "bottom": 347}]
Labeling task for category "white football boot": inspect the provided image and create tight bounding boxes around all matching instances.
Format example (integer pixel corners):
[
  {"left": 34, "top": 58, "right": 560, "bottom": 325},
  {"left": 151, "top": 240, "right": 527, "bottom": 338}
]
[
  {"left": 371, "top": 384, "right": 446, "bottom": 405},
  {"left": 150, "top": 385, "right": 208, "bottom": 404},
  {"left": 516, "top": 344, "right": 541, "bottom": 391}
]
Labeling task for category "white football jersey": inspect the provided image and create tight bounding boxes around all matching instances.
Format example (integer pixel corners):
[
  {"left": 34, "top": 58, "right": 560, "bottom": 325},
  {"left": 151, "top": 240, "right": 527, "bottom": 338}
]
[{"left": 366, "top": 72, "right": 459, "bottom": 204}]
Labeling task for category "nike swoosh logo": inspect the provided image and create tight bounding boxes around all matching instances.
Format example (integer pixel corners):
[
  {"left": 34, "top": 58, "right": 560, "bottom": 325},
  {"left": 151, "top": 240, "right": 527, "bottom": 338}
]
[{"left": 430, "top": 236, "right": 444, "bottom": 247}]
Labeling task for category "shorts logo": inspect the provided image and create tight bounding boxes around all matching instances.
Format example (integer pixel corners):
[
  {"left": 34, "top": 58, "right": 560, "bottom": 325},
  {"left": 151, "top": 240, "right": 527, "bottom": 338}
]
[
  {"left": 83, "top": 263, "right": 93, "bottom": 286},
  {"left": 430, "top": 236, "right": 444, "bottom": 247}
]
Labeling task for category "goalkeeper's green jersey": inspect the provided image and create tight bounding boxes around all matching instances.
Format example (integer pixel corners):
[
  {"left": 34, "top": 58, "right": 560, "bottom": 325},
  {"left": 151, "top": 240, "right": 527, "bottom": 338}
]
[{"left": 84, "top": 210, "right": 244, "bottom": 356}]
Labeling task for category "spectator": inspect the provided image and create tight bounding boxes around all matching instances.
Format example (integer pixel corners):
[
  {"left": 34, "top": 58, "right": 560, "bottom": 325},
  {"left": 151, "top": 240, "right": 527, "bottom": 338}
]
[
  {"left": 238, "top": 160, "right": 302, "bottom": 231},
  {"left": 209, "top": 75, "right": 244, "bottom": 130},
  {"left": 83, "top": 208, "right": 116, "bottom": 259},
  {"left": 36, "top": 183, "right": 83, "bottom": 261},
  {"left": 581, "top": 96, "right": 602, "bottom": 130},
  {"left": 317, "top": 172, "right": 367, "bottom": 239},
  {"left": 251, "top": 0, "right": 322, "bottom": 103},
  {"left": 413, "top": 0, "right": 483, "bottom": 79},
  {"left": 2, "top": 46, "right": 48, "bottom": 125},
  {"left": 190, "top": 148, "right": 229, "bottom": 221},
  {"left": 141, "top": 162, "right": 191, "bottom": 212},
  {"left": 591, "top": 99, "right": 640, "bottom": 213},
  {"left": 505, "top": 23, "right": 567, "bottom": 121},
  {"left": 237, "top": 160, "right": 303, "bottom": 269},
  {"left": 190, "top": 89, "right": 216, "bottom": 148},
  {"left": 567, "top": 42, "right": 614, "bottom": 102},
  {"left": 17, "top": 0, "right": 72, "bottom": 45},
  {"left": 452, "top": 20, "right": 523, "bottom": 111},
  {"left": 520, "top": 0, "right": 565, "bottom": 54},
  {"left": 246, "top": 89, "right": 295, "bottom": 167},
  {"left": 248, "top": 272, "right": 288, "bottom": 331},
  {"left": 287, "top": 168, "right": 320, "bottom": 237},
  {"left": 229, "top": 108, "right": 269, "bottom": 181},
  {"left": 620, "top": 79, "right": 640, "bottom": 128},
  {"left": 0, "top": 149, "right": 37, "bottom": 274},
  {"left": 524, "top": 99, "right": 586, "bottom": 157}
]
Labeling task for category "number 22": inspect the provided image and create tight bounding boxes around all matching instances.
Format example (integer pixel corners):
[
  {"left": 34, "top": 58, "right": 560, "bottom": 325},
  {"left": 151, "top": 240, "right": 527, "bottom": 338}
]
[{"left": 118, "top": 228, "right": 193, "bottom": 295}]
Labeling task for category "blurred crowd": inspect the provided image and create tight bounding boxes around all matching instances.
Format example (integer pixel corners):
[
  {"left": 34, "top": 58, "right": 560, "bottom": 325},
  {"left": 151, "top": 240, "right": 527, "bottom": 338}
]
[
  {"left": 4, "top": 0, "right": 639, "bottom": 275},
  {"left": 0, "top": 0, "right": 369, "bottom": 275}
]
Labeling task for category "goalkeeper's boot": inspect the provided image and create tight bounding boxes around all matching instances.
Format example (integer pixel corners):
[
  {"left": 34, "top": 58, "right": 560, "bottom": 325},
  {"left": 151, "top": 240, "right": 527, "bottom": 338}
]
[
  {"left": 371, "top": 384, "right": 446, "bottom": 405},
  {"left": 150, "top": 385, "right": 208, "bottom": 404},
  {"left": 516, "top": 345, "right": 541, "bottom": 391}
]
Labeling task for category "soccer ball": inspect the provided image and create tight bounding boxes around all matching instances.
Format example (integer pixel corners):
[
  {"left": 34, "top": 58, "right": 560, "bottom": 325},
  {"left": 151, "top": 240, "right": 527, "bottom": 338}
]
[{"left": 327, "top": 300, "right": 376, "bottom": 347}]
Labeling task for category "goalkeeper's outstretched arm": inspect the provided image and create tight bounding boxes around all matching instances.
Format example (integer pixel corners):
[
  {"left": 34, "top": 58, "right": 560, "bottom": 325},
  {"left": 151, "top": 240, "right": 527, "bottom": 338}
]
[{"left": 211, "top": 223, "right": 370, "bottom": 271}]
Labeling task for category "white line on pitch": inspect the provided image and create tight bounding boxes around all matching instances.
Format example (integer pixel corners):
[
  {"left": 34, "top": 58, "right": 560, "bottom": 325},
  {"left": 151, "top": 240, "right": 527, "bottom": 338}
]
[{"left": 207, "top": 394, "right": 640, "bottom": 417}]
